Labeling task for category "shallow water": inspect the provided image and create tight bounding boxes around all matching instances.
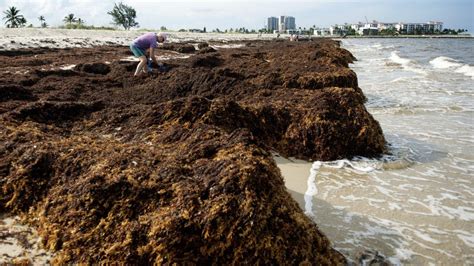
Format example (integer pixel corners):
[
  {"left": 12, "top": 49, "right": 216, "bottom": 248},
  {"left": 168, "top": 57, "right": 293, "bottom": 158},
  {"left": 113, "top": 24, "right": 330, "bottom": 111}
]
[{"left": 281, "top": 38, "right": 474, "bottom": 265}]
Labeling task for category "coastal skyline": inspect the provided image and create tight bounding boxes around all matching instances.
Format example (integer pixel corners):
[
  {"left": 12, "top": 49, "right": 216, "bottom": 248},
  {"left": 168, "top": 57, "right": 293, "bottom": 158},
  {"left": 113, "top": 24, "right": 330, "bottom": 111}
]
[{"left": 0, "top": 0, "right": 472, "bottom": 32}]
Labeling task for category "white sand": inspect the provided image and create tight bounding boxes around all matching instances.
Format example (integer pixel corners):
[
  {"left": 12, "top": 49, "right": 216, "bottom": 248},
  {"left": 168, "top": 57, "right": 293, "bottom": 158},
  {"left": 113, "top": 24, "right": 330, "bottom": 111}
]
[
  {"left": 0, "top": 214, "right": 52, "bottom": 264},
  {"left": 0, "top": 28, "right": 284, "bottom": 50}
]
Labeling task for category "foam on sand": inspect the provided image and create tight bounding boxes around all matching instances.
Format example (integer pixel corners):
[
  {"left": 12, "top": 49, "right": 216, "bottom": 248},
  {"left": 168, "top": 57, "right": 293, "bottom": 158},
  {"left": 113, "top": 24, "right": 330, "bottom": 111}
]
[{"left": 304, "top": 162, "right": 321, "bottom": 217}]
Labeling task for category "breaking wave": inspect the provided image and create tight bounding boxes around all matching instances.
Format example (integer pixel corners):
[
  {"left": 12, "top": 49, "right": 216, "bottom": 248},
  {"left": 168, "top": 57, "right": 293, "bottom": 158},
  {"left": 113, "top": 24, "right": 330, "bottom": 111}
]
[
  {"left": 389, "top": 52, "right": 427, "bottom": 75},
  {"left": 430, "top": 56, "right": 474, "bottom": 80}
]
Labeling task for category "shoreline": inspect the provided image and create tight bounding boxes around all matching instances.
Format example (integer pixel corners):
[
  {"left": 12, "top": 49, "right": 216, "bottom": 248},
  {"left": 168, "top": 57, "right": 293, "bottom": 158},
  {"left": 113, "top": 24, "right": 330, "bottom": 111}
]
[
  {"left": 1, "top": 28, "right": 470, "bottom": 51},
  {"left": 338, "top": 35, "right": 473, "bottom": 39},
  {"left": 3, "top": 30, "right": 470, "bottom": 263}
]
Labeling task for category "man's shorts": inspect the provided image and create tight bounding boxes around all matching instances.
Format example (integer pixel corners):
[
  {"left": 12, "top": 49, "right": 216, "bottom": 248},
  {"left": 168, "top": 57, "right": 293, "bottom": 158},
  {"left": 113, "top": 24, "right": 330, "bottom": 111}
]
[{"left": 130, "top": 44, "right": 146, "bottom": 57}]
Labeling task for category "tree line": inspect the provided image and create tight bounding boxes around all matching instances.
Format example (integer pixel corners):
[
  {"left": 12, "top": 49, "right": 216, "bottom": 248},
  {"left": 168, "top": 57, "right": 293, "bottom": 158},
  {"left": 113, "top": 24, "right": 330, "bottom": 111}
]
[
  {"left": 1, "top": 3, "right": 311, "bottom": 34},
  {"left": 2, "top": 2, "right": 139, "bottom": 30}
]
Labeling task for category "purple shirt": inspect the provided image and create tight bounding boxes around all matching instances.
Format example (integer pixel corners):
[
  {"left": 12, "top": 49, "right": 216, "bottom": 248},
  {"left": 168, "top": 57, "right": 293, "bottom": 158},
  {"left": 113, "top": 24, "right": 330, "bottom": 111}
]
[{"left": 132, "top": 32, "right": 157, "bottom": 50}]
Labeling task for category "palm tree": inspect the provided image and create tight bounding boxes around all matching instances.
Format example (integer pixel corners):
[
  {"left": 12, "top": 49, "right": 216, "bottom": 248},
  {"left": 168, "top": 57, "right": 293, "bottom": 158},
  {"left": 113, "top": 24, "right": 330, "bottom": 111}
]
[
  {"left": 38, "top": 15, "right": 47, "bottom": 28},
  {"left": 77, "top": 18, "right": 84, "bottom": 26},
  {"left": 18, "top": 17, "right": 27, "bottom": 27},
  {"left": 2, "top": 6, "right": 25, "bottom": 28},
  {"left": 63, "top": 13, "right": 77, "bottom": 25}
]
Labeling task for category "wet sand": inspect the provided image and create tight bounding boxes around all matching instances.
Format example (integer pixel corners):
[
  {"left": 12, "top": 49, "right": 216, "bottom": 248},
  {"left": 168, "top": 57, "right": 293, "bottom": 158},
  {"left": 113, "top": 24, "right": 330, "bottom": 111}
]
[{"left": 273, "top": 154, "right": 312, "bottom": 207}]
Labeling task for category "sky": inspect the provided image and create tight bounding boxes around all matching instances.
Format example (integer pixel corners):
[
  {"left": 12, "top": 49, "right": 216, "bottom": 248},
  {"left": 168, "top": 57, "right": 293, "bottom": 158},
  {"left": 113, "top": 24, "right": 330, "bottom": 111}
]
[{"left": 0, "top": 0, "right": 472, "bottom": 32}]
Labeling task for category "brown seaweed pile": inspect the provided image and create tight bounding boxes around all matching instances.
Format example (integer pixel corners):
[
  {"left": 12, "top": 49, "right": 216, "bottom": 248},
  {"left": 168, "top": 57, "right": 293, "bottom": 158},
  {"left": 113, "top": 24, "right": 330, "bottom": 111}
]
[{"left": 0, "top": 39, "right": 386, "bottom": 264}]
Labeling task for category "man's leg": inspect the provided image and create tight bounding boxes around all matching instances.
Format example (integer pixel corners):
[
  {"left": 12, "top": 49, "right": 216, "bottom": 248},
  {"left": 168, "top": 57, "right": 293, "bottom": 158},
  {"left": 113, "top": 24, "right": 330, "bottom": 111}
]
[{"left": 134, "top": 56, "right": 147, "bottom": 76}]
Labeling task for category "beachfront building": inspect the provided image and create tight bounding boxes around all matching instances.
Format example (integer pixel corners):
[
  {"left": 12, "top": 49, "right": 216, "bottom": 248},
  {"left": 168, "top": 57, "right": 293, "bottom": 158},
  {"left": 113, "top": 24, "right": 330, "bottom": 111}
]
[
  {"left": 350, "top": 22, "right": 365, "bottom": 32},
  {"left": 267, "top": 17, "right": 279, "bottom": 32},
  {"left": 396, "top": 21, "right": 443, "bottom": 34},
  {"left": 377, "top": 22, "right": 397, "bottom": 30},
  {"left": 279, "top": 16, "right": 296, "bottom": 32},
  {"left": 314, "top": 28, "right": 331, "bottom": 36},
  {"left": 429, "top": 21, "right": 444, "bottom": 32},
  {"left": 286, "top": 29, "right": 312, "bottom": 35},
  {"left": 333, "top": 20, "right": 444, "bottom": 35},
  {"left": 330, "top": 24, "right": 350, "bottom": 35},
  {"left": 359, "top": 26, "right": 379, "bottom": 35}
]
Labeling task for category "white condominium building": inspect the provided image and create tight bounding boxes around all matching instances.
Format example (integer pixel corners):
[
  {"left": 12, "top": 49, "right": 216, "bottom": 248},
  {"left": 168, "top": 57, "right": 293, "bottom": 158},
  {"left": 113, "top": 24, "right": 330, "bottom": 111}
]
[{"left": 396, "top": 21, "right": 443, "bottom": 33}]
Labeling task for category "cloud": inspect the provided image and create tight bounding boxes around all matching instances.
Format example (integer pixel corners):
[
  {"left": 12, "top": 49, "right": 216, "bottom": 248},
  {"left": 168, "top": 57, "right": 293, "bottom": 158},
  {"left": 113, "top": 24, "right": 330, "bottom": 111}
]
[{"left": 0, "top": 0, "right": 114, "bottom": 26}]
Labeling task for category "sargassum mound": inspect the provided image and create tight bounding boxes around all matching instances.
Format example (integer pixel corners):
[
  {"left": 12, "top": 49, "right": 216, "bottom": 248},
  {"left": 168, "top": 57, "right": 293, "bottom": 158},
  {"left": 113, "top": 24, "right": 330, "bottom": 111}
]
[{"left": 0, "top": 39, "right": 386, "bottom": 264}]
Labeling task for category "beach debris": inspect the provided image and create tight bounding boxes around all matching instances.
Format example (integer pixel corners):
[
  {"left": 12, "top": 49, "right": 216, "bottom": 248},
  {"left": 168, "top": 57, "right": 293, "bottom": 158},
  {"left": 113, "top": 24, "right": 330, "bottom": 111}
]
[
  {"left": 0, "top": 39, "right": 387, "bottom": 264},
  {"left": 74, "top": 63, "right": 111, "bottom": 75},
  {"left": 197, "top": 42, "right": 209, "bottom": 49}
]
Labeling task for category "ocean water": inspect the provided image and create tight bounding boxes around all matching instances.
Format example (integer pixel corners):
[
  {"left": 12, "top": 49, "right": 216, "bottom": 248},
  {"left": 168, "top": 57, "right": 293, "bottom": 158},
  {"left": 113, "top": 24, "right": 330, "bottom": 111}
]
[{"left": 303, "top": 38, "right": 474, "bottom": 265}]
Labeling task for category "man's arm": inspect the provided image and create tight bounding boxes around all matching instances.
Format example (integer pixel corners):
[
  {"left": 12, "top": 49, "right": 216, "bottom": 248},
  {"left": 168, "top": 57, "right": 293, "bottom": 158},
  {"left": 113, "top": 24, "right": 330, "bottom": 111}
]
[{"left": 150, "top": 47, "right": 158, "bottom": 65}]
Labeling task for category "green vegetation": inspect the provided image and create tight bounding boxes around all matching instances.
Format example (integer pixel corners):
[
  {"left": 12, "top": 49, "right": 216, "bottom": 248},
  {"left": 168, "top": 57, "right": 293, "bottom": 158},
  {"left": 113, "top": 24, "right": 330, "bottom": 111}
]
[
  {"left": 2, "top": 6, "right": 27, "bottom": 28},
  {"left": 441, "top": 28, "right": 468, "bottom": 35},
  {"left": 379, "top": 28, "right": 397, "bottom": 36},
  {"left": 398, "top": 28, "right": 468, "bottom": 36},
  {"left": 61, "top": 14, "right": 91, "bottom": 29},
  {"left": 77, "top": 18, "right": 85, "bottom": 26},
  {"left": 63, "top": 13, "right": 77, "bottom": 26},
  {"left": 346, "top": 28, "right": 357, "bottom": 36},
  {"left": 38, "top": 15, "right": 48, "bottom": 28},
  {"left": 107, "top": 2, "right": 139, "bottom": 30},
  {"left": 60, "top": 24, "right": 116, "bottom": 30}
]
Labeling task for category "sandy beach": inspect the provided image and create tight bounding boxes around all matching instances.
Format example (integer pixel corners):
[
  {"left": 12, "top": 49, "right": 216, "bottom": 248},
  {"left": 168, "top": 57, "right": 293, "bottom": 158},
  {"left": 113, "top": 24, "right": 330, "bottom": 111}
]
[
  {"left": 0, "top": 214, "right": 52, "bottom": 264},
  {"left": 0, "top": 28, "right": 281, "bottom": 51},
  {"left": 273, "top": 154, "right": 312, "bottom": 207},
  {"left": 2, "top": 28, "right": 471, "bottom": 264},
  {"left": 1, "top": 30, "right": 376, "bottom": 264}
]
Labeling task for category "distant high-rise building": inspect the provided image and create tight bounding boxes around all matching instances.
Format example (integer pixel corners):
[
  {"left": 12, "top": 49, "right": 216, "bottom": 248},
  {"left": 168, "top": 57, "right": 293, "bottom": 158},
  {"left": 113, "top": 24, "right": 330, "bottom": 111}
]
[
  {"left": 279, "top": 16, "right": 286, "bottom": 31},
  {"left": 279, "top": 16, "right": 296, "bottom": 32},
  {"left": 267, "top": 17, "right": 278, "bottom": 32},
  {"left": 286, "top": 16, "right": 296, "bottom": 30}
]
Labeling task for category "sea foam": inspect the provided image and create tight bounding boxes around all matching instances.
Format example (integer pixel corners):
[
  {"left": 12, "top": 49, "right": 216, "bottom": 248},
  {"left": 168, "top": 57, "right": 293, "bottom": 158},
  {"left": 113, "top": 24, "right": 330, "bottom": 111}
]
[
  {"left": 430, "top": 56, "right": 474, "bottom": 80},
  {"left": 304, "top": 161, "right": 321, "bottom": 217},
  {"left": 389, "top": 52, "right": 427, "bottom": 75},
  {"left": 429, "top": 56, "right": 462, "bottom": 69},
  {"left": 455, "top": 65, "right": 474, "bottom": 79}
]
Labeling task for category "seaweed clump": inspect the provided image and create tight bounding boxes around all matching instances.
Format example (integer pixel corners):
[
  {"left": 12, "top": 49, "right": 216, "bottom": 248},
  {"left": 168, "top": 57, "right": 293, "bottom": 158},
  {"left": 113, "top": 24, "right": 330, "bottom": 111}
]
[{"left": 0, "top": 39, "right": 387, "bottom": 264}]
